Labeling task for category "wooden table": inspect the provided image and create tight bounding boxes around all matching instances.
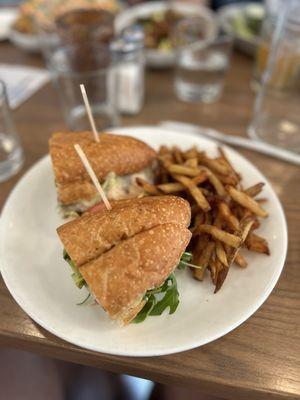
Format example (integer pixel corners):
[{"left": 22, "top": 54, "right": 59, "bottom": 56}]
[{"left": 1, "top": 42, "right": 299, "bottom": 400}]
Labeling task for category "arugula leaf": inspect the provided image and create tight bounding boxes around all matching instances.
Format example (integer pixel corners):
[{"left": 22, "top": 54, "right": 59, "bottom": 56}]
[
  {"left": 63, "top": 250, "right": 86, "bottom": 289},
  {"left": 146, "top": 277, "right": 171, "bottom": 295},
  {"left": 133, "top": 294, "right": 156, "bottom": 323},
  {"left": 133, "top": 273, "right": 180, "bottom": 323},
  {"left": 150, "top": 273, "right": 179, "bottom": 315},
  {"left": 177, "top": 251, "right": 205, "bottom": 270},
  {"left": 63, "top": 250, "right": 195, "bottom": 321},
  {"left": 77, "top": 293, "right": 91, "bottom": 306},
  {"left": 177, "top": 251, "right": 193, "bottom": 270}
]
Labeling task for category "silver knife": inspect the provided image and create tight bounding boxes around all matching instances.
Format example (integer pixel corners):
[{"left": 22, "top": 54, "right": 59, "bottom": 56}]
[{"left": 160, "top": 120, "right": 300, "bottom": 166}]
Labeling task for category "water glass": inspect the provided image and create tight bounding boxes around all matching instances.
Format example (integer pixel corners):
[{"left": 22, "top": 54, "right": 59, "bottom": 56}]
[
  {"left": 37, "top": 13, "right": 119, "bottom": 131},
  {"left": 174, "top": 18, "right": 233, "bottom": 103},
  {"left": 0, "top": 81, "right": 24, "bottom": 182},
  {"left": 249, "top": 0, "right": 300, "bottom": 153},
  {"left": 48, "top": 43, "right": 119, "bottom": 131}
]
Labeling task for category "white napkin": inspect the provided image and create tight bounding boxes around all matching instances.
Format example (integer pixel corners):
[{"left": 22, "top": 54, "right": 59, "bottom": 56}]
[{"left": 0, "top": 64, "right": 49, "bottom": 109}]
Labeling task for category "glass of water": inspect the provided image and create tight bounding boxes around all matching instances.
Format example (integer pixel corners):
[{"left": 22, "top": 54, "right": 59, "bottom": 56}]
[
  {"left": 36, "top": 12, "right": 119, "bottom": 131},
  {"left": 0, "top": 81, "right": 24, "bottom": 182},
  {"left": 46, "top": 42, "right": 119, "bottom": 131},
  {"left": 249, "top": 0, "right": 300, "bottom": 153},
  {"left": 174, "top": 18, "right": 233, "bottom": 103}
]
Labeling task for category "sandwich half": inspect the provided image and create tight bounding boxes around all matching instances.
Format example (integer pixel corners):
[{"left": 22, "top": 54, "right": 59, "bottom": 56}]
[
  {"left": 57, "top": 195, "right": 192, "bottom": 324},
  {"left": 49, "top": 131, "right": 157, "bottom": 217}
]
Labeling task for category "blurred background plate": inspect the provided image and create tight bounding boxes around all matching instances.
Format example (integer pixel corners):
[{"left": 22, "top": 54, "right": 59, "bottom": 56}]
[
  {"left": 217, "top": 2, "right": 264, "bottom": 56},
  {"left": 9, "top": 28, "right": 41, "bottom": 52},
  {"left": 115, "top": 1, "right": 218, "bottom": 68}
]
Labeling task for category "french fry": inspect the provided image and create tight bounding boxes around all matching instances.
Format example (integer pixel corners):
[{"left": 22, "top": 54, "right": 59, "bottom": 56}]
[
  {"left": 185, "top": 157, "right": 198, "bottom": 168},
  {"left": 205, "top": 168, "right": 226, "bottom": 196},
  {"left": 193, "top": 171, "right": 208, "bottom": 185},
  {"left": 193, "top": 211, "right": 205, "bottom": 230},
  {"left": 192, "top": 238, "right": 215, "bottom": 281},
  {"left": 160, "top": 168, "right": 170, "bottom": 184},
  {"left": 215, "top": 240, "right": 228, "bottom": 267},
  {"left": 245, "top": 233, "right": 270, "bottom": 255},
  {"left": 234, "top": 252, "right": 248, "bottom": 268},
  {"left": 173, "top": 146, "right": 184, "bottom": 164},
  {"left": 257, "top": 198, "right": 268, "bottom": 204},
  {"left": 231, "top": 204, "right": 246, "bottom": 220},
  {"left": 157, "top": 182, "right": 184, "bottom": 193},
  {"left": 167, "top": 164, "right": 202, "bottom": 177},
  {"left": 194, "top": 225, "right": 242, "bottom": 248},
  {"left": 157, "top": 171, "right": 207, "bottom": 194},
  {"left": 215, "top": 217, "right": 254, "bottom": 292},
  {"left": 226, "top": 185, "right": 268, "bottom": 218},
  {"left": 174, "top": 175, "right": 211, "bottom": 212},
  {"left": 218, "top": 147, "right": 241, "bottom": 182},
  {"left": 183, "top": 147, "right": 198, "bottom": 160},
  {"left": 244, "top": 182, "right": 265, "bottom": 197},
  {"left": 218, "top": 201, "right": 239, "bottom": 231},
  {"left": 159, "top": 145, "right": 170, "bottom": 157},
  {"left": 201, "top": 188, "right": 212, "bottom": 197},
  {"left": 161, "top": 153, "right": 173, "bottom": 164},
  {"left": 215, "top": 261, "right": 228, "bottom": 293},
  {"left": 204, "top": 212, "right": 213, "bottom": 225},
  {"left": 135, "top": 178, "right": 161, "bottom": 195},
  {"left": 191, "top": 234, "right": 208, "bottom": 278},
  {"left": 208, "top": 258, "right": 218, "bottom": 285},
  {"left": 216, "top": 173, "right": 240, "bottom": 187},
  {"left": 198, "top": 153, "right": 231, "bottom": 175},
  {"left": 213, "top": 211, "right": 223, "bottom": 229},
  {"left": 250, "top": 218, "right": 260, "bottom": 230},
  {"left": 153, "top": 144, "right": 270, "bottom": 292},
  {"left": 225, "top": 217, "right": 255, "bottom": 265}
]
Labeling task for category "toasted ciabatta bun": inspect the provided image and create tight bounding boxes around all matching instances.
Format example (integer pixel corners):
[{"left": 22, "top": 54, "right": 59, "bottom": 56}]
[
  {"left": 57, "top": 195, "right": 191, "bottom": 267},
  {"left": 79, "top": 223, "right": 192, "bottom": 324},
  {"left": 49, "top": 131, "right": 156, "bottom": 205}
]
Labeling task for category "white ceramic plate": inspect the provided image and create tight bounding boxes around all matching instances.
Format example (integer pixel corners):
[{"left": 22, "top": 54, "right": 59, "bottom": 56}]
[
  {"left": 0, "top": 8, "right": 17, "bottom": 41},
  {"left": 217, "top": 2, "right": 264, "bottom": 56},
  {"left": 115, "top": 1, "right": 217, "bottom": 68},
  {"left": 0, "top": 126, "right": 287, "bottom": 357},
  {"left": 9, "top": 28, "right": 41, "bottom": 53}
]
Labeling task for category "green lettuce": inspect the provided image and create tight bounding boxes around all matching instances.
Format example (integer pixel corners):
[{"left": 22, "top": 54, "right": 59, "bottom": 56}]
[
  {"left": 63, "top": 249, "right": 85, "bottom": 289},
  {"left": 63, "top": 250, "right": 194, "bottom": 321}
]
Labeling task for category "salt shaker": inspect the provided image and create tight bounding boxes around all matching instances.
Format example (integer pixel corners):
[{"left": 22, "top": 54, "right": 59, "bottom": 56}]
[{"left": 110, "top": 26, "right": 145, "bottom": 115}]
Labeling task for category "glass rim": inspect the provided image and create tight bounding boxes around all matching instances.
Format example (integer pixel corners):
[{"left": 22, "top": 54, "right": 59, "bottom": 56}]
[
  {"left": 174, "top": 17, "right": 233, "bottom": 49},
  {"left": 176, "top": 34, "right": 233, "bottom": 52},
  {"left": 46, "top": 42, "right": 115, "bottom": 77},
  {"left": 50, "top": 65, "right": 114, "bottom": 78}
]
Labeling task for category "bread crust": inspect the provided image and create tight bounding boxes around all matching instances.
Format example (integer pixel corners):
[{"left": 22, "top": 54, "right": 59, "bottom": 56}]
[
  {"left": 80, "top": 223, "right": 192, "bottom": 324},
  {"left": 49, "top": 131, "right": 156, "bottom": 204},
  {"left": 57, "top": 195, "right": 191, "bottom": 267}
]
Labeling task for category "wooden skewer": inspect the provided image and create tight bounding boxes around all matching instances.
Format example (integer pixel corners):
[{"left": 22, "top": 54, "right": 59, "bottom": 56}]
[
  {"left": 79, "top": 84, "right": 100, "bottom": 143},
  {"left": 74, "top": 144, "right": 111, "bottom": 210}
]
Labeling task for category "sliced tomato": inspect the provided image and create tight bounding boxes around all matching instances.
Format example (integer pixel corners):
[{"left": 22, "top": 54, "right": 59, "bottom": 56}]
[{"left": 86, "top": 202, "right": 107, "bottom": 214}]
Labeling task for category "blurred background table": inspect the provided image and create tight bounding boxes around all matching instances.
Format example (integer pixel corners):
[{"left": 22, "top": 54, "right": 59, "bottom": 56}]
[{"left": 0, "top": 41, "right": 299, "bottom": 400}]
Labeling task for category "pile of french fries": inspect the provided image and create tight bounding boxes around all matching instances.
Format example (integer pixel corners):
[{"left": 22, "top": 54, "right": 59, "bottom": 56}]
[{"left": 136, "top": 145, "right": 270, "bottom": 292}]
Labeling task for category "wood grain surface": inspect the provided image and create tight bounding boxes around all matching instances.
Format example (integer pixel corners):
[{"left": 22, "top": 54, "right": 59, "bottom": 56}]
[{"left": 0, "top": 42, "right": 299, "bottom": 400}]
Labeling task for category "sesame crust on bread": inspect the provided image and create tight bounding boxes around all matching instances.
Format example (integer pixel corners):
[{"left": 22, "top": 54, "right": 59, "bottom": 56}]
[
  {"left": 49, "top": 131, "right": 156, "bottom": 205},
  {"left": 79, "top": 223, "right": 192, "bottom": 324},
  {"left": 57, "top": 195, "right": 191, "bottom": 267}
]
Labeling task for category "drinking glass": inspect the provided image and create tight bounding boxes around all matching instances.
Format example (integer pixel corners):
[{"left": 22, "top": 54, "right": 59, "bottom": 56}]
[
  {"left": 249, "top": 0, "right": 300, "bottom": 153},
  {"left": 0, "top": 81, "right": 24, "bottom": 182},
  {"left": 36, "top": 10, "right": 119, "bottom": 131},
  {"left": 174, "top": 17, "right": 233, "bottom": 103}
]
